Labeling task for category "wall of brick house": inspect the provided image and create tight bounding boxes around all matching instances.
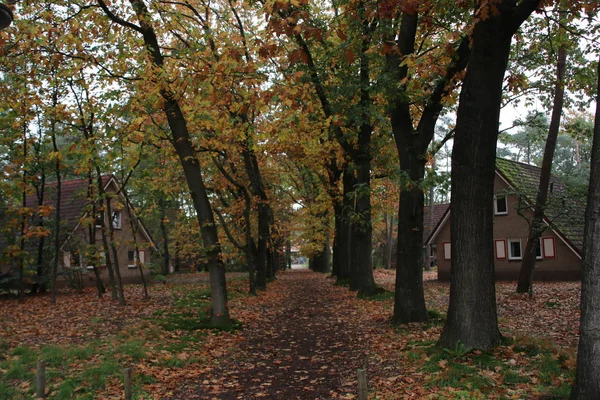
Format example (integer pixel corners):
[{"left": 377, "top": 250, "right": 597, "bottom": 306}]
[
  {"left": 61, "top": 198, "right": 154, "bottom": 287},
  {"left": 436, "top": 174, "right": 581, "bottom": 281}
]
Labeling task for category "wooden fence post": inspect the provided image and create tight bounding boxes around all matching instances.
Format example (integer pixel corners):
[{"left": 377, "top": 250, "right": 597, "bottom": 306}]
[
  {"left": 36, "top": 360, "right": 45, "bottom": 399},
  {"left": 357, "top": 367, "right": 367, "bottom": 400},
  {"left": 124, "top": 368, "right": 132, "bottom": 400}
]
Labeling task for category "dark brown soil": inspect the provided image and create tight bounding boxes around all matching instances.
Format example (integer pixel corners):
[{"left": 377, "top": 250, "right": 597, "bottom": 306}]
[{"left": 169, "top": 269, "right": 370, "bottom": 399}]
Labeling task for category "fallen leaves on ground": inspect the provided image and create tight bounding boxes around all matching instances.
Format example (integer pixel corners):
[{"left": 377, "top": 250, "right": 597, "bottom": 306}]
[{"left": 0, "top": 269, "right": 581, "bottom": 399}]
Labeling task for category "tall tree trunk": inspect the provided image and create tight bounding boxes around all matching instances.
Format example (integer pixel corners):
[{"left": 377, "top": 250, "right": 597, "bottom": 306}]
[
  {"left": 158, "top": 198, "right": 171, "bottom": 275},
  {"left": 285, "top": 239, "right": 291, "bottom": 270},
  {"left": 95, "top": 184, "right": 119, "bottom": 302},
  {"left": 340, "top": 167, "right": 355, "bottom": 281},
  {"left": 33, "top": 173, "right": 46, "bottom": 294},
  {"left": 393, "top": 153, "right": 428, "bottom": 323},
  {"left": 312, "top": 239, "right": 330, "bottom": 273},
  {"left": 104, "top": 194, "right": 126, "bottom": 305},
  {"left": 571, "top": 54, "right": 600, "bottom": 400},
  {"left": 241, "top": 138, "right": 271, "bottom": 288},
  {"left": 383, "top": 213, "right": 394, "bottom": 270},
  {"left": 349, "top": 153, "right": 376, "bottom": 295},
  {"left": 124, "top": 199, "right": 149, "bottom": 299},
  {"left": 87, "top": 176, "right": 105, "bottom": 297},
  {"left": 50, "top": 130, "right": 61, "bottom": 304},
  {"left": 98, "top": 0, "right": 231, "bottom": 326},
  {"left": 439, "top": 0, "right": 540, "bottom": 350},
  {"left": 386, "top": 10, "right": 470, "bottom": 324},
  {"left": 256, "top": 204, "right": 269, "bottom": 289},
  {"left": 331, "top": 203, "right": 344, "bottom": 278},
  {"left": 348, "top": 22, "right": 377, "bottom": 296},
  {"left": 18, "top": 126, "right": 27, "bottom": 302},
  {"left": 517, "top": 45, "right": 567, "bottom": 294}
]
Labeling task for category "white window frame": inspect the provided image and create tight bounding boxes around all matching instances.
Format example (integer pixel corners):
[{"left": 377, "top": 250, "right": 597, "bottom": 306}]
[
  {"left": 112, "top": 211, "right": 122, "bottom": 229},
  {"left": 443, "top": 242, "right": 451, "bottom": 260},
  {"left": 508, "top": 238, "right": 522, "bottom": 260},
  {"left": 63, "top": 252, "right": 71, "bottom": 268},
  {"left": 542, "top": 236, "right": 556, "bottom": 258},
  {"left": 535, "top": 237, "right": 543, "bottom": 260},
  {"left": 494, "top": 195, "right": 508, "bottom": 215},
  {"left": 128, "top": 250, "right": 145, "bottom": 269},
  {"left": 495, "top": 239, "right": 506, "bottom": 259}
]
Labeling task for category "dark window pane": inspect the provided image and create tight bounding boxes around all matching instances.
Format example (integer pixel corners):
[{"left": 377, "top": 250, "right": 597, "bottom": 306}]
[
  {"left": 511, "top": 241, "right": 521, "bottom": 258},
  {"left": 496, "top": 196, "right": 507, "bottom": 213}
]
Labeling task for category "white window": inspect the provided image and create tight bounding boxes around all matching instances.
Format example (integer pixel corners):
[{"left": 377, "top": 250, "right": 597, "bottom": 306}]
[
  {"left": 508, "top": 239, "right": 522, "bottom": 260},
  {"left": 443, "top": 242, "right": 451, "bottom": 260},
  {"left": 542, "top": 237, "right": 556, "bottom": 258},
  {"left": 495, "top": 239, "right": 506, "bottom": 259},
  {"left": 494, "top": 195, "right": 508, "bottom": 215},
  {"left": 63, "top": 252, "right": 71, "bottom": 268},
  {"left": 63, "top": 252, "right": 82, "bottom": 268},
  {"left": 535, "top": 238, "right": 542, "bottom": 260},
  {"left": 112, "top": 211, "right": 122, "bottom": 229},
  {"left": 128, "top": 250, "right": 145, "bottom": 268}
]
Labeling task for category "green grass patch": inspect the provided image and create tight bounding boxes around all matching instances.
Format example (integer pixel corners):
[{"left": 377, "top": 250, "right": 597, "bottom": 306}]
[
  {"left": 81, "top": 359, "right": 120, "bottom": 391},
  {"left": 156, "top": 288, "right": 242, "bottom": 332},
  {"left": 0, "top": 381, "right": 18, "bottom": 400},
  {"left": 114, "top": 340, "right": 147, "bottom": 361},
  {"left": 545, "top": 301, "right": 561, "bottom": 309},
  {"left": 358, "top": 287, "right": 393, "bottom": 301},
  {"left": 413, "top": 338, "right": 575, "bottom": 399},
  {"left": 334, "top": 278, "right": 350, "bottom": 287},
  {"left": 503, "top": 370, "right": 530, "bottom": 384}
]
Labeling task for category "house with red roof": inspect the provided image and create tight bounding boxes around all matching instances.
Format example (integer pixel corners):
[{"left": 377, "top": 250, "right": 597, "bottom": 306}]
[
  {"left": 0, "top": 175, "right": 157, "bottom": 287},
  {"left": 426, "top": 158, "right": 584, "bottom": 281}
]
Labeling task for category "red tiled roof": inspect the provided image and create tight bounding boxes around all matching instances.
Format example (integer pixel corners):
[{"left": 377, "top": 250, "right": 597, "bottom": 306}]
[
  {"left": 24, "top": 176, "right": 113, "bottom": 236},
  {"left": 423, "top": 203, "right": 450, "bottom": 245}
]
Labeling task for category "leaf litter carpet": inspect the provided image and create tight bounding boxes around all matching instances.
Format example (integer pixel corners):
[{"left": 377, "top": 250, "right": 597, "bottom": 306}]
[{"left": 170, "top": 269, "right": 372, "bottom": 399}]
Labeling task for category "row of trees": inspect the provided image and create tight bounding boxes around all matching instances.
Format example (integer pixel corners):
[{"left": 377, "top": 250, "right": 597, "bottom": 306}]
[{"left": 1, "top": 0, "right": 600, "bottom": 395}]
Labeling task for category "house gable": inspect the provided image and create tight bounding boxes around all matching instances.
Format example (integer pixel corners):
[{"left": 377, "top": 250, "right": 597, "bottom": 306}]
[{"left": 432, "top": 158, "right": 584, "bottom": 281}]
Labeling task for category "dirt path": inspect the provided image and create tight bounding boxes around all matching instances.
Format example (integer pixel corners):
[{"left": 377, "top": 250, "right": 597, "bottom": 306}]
[{"left": 170, "top": 269, "right": 370, "bottom": 399}]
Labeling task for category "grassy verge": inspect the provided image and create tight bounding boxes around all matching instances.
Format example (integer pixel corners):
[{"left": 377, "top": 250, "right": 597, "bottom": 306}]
[
  {"left": 0, "top": 279, "right": 248, "bottom": 399},
  {"left": 400, "top": 335, "right": 573, "bottom": 399}
]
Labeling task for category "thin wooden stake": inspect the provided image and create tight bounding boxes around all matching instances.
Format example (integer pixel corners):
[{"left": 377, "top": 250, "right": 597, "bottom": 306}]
[
  {"left": 357, "top": 367, "right": 367, "bottom": 400},
  {"left": 36, "top": 360, "right": 45, "bottom": 399},
  {"left": 124, "top": 368, "right": 132, "bottom": 400}
]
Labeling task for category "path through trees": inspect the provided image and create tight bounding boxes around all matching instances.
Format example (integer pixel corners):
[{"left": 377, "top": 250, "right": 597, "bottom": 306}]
[{"left": 169, "top": 270, "right": 372, "bottom": 399}]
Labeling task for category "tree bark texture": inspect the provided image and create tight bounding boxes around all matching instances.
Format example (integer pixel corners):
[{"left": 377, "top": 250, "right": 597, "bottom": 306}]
[
  {"left": 387, "top": 11, "right": 470, "bottom": 324},
  {"left": 33, "top": 174, "right": 47, "bottom": 294},
  {"left": 383, "top": 213, "right": 394, "bottom": 270},
  {"left": 571, "top": 55, "right": 600, "bottom": 400},
  {"left": 439, "top": 0, "right": 541, "bottom": 349},
  {"left": 517, "top": 45, "right": 566, "bottom": 294},
  {"left": 102, "top": 0, "right": 232, "bottom": 325},
  {"left": 95, "top": 182, "right": 119, "bottom": 302},
  {"left": 104, "top": 195, "right": 126, "bottom": 305},
  {"left": 393, "top": 152, "right": 428, "bottom": 323},
  {"left": 98, "top": 0, "right": 232, "bottom": 323},
  {"left": 348, "top": 23, "right": 377, "bottom": 296},
  {"left": 158, "top": 198, "right": 171, "bottom": 275},
  {"left": 241, "top": 140, "right": 271, "bottom": 289},
  {"left": 333, "top": 167, "right": 354, "bottom": 282},
  {"left": 87, "top": 176, "right": 105, "bottom": 297}
]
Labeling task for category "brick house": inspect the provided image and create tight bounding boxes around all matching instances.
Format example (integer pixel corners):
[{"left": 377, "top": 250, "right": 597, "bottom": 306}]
[
  {"left": 427, "top": 158, "right": 584, "bottom": 281},
  {"left": 0, "top": 175, "right": 157, "bottom": 287}
]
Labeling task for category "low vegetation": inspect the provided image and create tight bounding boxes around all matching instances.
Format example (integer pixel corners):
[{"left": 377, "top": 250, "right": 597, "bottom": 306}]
[{"left": 0, "top": 270, "right": 581, "bottom": 398}]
